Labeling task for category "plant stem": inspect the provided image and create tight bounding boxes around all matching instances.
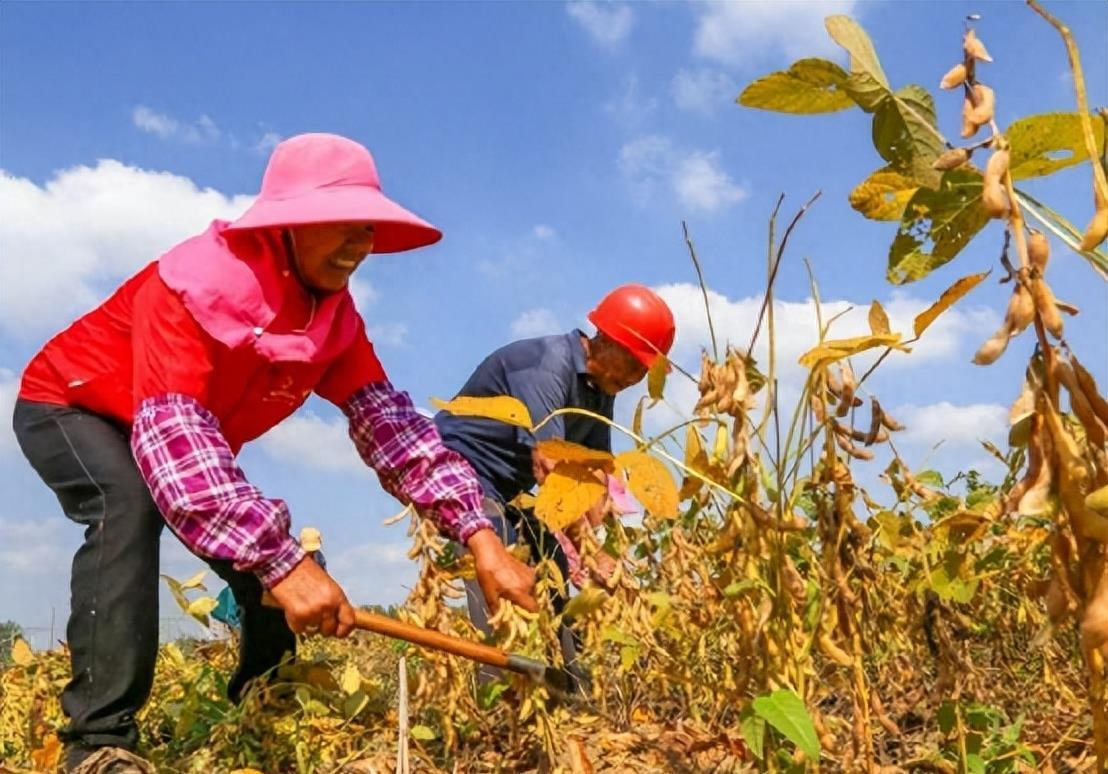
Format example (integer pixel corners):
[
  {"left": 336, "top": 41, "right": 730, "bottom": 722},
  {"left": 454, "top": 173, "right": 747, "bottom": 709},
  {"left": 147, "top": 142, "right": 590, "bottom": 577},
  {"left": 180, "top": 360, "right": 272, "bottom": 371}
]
[{"left": 683, "top": 221, "right": 718, "bottom": 361}]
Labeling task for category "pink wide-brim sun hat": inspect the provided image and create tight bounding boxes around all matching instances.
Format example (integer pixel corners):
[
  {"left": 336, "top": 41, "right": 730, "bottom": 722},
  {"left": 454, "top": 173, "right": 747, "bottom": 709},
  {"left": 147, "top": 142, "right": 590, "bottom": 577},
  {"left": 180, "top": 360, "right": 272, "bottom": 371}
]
[{"left": 226, "top": 132, "right": 442, "bottom": 254}]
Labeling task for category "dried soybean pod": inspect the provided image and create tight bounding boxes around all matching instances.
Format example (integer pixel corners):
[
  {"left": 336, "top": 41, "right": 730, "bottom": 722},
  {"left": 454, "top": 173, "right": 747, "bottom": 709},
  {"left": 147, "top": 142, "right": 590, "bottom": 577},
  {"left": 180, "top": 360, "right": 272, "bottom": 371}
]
[
  {"left": 932, "top": 147, "right": 970, "bottom": 171},
  {"left": 836, "top": 362, "right": 859, "bottom": 418},
  {"left": 1080, "top": 204, "right": 1108, "bottom": 251},
  {"left": 836, "top": 432, "right": 874, "bottom": 461},
  {"left": 940, "top": 63, "right": 967, "bottom": 90},
  {"left": 981, "top": 149, "right": 1009, "bottom": 218},
  {"left": 1030, "top": 279, "right": 1064, "bottom": 339},
  {"left": 1055, "top": 359, "right": 1107, "bottom": 449},
  {"left": 1007, "top": 284, "right": 1035, "bottom": 336},
  {"left": 961, "top": 97, "right": 979, "bottom": 139},
  {"left": 1071, "top": 356, "right": 1108, "bottom": 426},
  {"left": 1027, "top": 230, "right": 1050, "bottom": 274},
  {"left": 973, "top": 322, "right": 1011, "bottom": 365},
  {"left": 864, "top": 398, "right": 884, "bottom": 446},
  {"left": 1080, "top": 563, "right": 1108, "bottom": 650},
  {"left": 967, "top": 84, "right": 996, "bottom": 126},
  {"left": 963, "top": 28, "right": 993, "bottom": 62}
]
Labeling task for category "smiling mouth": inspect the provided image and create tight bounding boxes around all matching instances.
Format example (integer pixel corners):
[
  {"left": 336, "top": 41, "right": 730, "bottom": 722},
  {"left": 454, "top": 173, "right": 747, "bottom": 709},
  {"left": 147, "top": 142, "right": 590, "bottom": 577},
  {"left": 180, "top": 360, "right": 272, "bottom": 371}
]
[{"left": 331, "top": 257, "right": 362, "bottom": 271}]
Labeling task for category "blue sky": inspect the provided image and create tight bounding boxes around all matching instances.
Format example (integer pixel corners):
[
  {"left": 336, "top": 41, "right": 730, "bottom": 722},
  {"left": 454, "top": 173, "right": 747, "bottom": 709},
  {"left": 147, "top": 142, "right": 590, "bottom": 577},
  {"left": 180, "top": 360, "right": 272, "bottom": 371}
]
[{"left": 1, "top": 0, "right": 1105, "bottom": 644}]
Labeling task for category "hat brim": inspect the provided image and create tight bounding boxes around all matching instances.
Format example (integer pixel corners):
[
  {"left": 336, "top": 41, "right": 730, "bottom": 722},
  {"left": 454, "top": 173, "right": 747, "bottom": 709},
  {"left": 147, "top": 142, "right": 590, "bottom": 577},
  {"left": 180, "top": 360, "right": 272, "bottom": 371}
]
[{"left": 225, "top": 185, "right": 442, "bottom": 254}]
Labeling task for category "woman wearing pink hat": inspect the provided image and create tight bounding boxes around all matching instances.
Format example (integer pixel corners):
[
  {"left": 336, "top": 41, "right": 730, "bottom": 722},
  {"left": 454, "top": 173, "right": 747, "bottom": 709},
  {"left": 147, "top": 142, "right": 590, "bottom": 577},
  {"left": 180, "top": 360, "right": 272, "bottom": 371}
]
[{"left": 12, "top": 133, "right": 536, "bottom": 772}]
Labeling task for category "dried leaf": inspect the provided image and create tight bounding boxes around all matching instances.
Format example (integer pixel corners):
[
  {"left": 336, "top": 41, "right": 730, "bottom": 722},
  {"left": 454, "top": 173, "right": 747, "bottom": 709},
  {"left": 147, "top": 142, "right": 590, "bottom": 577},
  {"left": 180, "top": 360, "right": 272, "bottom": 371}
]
[
  {"left": 535, "top": 462, "right": 607, "bottom": 531},
  {"left": 868, "top": 300, "right": 891, "bottom": 335},
  {"left": 535, "top": 439, "right": 615, "bottom": 470},
  {"left": 430, "top": 395, "right": 533, "bottom": 429},
  {"left": 615, "top": 451, "right": 679, "bottom": 518},
  {"left": 913, "top": 271, "right": 990, "bottom": 337},
  {"left": 11, "top": 637, "right": 33, "bottom": 667},
  {"left": 798, "top": 333, "right": 907, "bottom": 369}
]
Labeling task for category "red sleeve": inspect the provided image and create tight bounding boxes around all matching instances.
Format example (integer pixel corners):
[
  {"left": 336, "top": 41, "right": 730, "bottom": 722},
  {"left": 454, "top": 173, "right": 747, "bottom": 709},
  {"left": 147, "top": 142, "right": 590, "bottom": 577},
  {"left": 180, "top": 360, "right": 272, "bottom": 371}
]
[
  {"left": 132, "top": 275, "right": 217, "bottom": 408},
  {"left": 315, "top": 319, "right": 388, "bottom": 406}
]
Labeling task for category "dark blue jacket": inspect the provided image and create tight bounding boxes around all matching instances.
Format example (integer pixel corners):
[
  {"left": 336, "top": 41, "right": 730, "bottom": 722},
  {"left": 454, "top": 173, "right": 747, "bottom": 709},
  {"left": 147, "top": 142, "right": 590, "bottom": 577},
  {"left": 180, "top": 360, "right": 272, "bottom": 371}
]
[{"left": 435, "top": 330, "right": 613, "bottom": 504}]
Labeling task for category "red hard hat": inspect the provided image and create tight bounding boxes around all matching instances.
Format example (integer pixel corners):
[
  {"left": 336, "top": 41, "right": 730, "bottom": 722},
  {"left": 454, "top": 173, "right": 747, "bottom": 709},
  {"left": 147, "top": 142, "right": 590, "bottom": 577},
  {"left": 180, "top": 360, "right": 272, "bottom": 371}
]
[{"left": 587, "top": 284, "right": 676, "bottom": 368}]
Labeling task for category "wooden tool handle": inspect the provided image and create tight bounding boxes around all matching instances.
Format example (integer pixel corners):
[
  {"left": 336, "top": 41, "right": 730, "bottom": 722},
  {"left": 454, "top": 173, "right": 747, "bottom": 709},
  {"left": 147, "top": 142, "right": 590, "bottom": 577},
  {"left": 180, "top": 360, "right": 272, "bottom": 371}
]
[
  {"left": 261, "top": 591, "right": 511, "bottom": 670},
  {"left": 351, "top": 609, "right": 512, "bottom": 670}
]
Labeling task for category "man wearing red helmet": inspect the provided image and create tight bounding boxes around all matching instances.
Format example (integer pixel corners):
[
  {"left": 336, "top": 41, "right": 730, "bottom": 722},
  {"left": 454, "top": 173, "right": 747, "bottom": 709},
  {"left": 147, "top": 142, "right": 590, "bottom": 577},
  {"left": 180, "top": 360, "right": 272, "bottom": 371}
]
[{"left": 434, "top": 284, "right": 676, "bottom": 683}]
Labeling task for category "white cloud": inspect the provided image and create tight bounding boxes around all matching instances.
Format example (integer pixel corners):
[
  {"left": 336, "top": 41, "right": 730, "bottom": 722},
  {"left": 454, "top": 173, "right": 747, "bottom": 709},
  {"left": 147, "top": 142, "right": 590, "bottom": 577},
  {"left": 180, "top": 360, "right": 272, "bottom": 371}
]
[
  {"left": 0, "top": 517, "right": 68, "bottom": 574},
  {"left": 255, "top": 131, "right": 282, "bottom": 155},
  {"left": 365, "top": 322, "right": 409, "bottom": 347},
  {"left": 566, "top": 1, "right": 634, "bottom": 48},
  {"left": 894, "top": 401, "right": 1007, "bottom": 449},
  {"left": 671, "top": 68, "right": 737, "bottom": 115},
  {"left": 604, "top": 75, "right": 659, "bottom": 126},
  {"left": 619, "top": 136, "right": 747, "bottom": 215},
  {"left": 256, "top": 410, "right": 369, "bottom": 475},
  {"left": 0, "top": 370, "right": 18, "bottom": 457},
  {"left": 328, "top": 539, "right": 420, "bottom": 606},
  {"left": 673, "top": 150, "right": 748, "bottom": 212},
  {"left": 533, "top": 224, "right": 556, "bottom": 241},
  {"left": 693, "top": 0, "right": 858, "bottom": 66},
  {"left": 0, "top": 161, "right": 254, "bottom": 337},
  {"left": 347, "top": 277, "right": 380, "bottom": 309},
  {"left": 619, "top": 283, "right": 999, "bottom": 439},
  {"left": 511, "top": 308, "right": 563, "bottom": 339},
  {"left": 132, "top": 105, "right": 221, "bottom": 143}
]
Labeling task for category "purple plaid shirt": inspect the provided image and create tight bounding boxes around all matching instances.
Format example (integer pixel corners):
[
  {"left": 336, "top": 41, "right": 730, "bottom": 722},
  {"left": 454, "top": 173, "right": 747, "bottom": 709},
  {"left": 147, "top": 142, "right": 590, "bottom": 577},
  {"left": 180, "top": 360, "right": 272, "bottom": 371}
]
[{"left": 132, "top": 382, "right": 492, "bottom": 587}]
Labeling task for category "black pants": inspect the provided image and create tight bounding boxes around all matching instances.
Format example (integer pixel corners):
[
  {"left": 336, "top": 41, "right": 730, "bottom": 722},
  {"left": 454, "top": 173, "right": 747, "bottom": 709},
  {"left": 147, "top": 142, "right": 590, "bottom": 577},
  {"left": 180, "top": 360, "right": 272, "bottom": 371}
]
[{"left": 12, "top": 400, "right": 296, "bottom": 751}]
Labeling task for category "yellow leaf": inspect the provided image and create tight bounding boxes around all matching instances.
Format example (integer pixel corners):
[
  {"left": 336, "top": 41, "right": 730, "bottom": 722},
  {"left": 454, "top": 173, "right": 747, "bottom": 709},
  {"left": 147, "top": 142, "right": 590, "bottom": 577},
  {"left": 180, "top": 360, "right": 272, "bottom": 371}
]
[
  {"left": 738, "top": 58, "right": 855, "bottom": 114},
  {"left": 340, "top": 662, "right": 363, "bottom": 696},
  {"left": 187, "top": 596, "right": 218, "bottom": 620},
  {"left": 430, "top": 395, "right": 533, "bottom": 429},
  {"left": 179, "top": 569, "right": 208, "bottom": 591},
  {"left": 711, "top": 424, "right": 729, "bottom": 463},
  {"left": 535, "top": 439, "right": 615, "bottom": 470},
  {"left": 11, "top": 637, "right": 33, "bottom": 667},
  {"left": 535, "top": 462, "right": 607, "bottom": 531},
  {"left": 912, "top": 270, "right": 990, "bottom": 338},
  {"left": 562, "top": 586, "right": 610, "bottom": 619},
  {"left": 615, "top": 451, "right": 679, "bottom": 518},
  {"left": 647, "top": 355, "right": 668, "bottom": 403},
  {"left": 849, "top": 167, "right": 918, "bottom": 221},
  {"left": 230, "top": 770, "right": 268, "bottom": 774},
  {"left": 797, "top": 333, "right": 907, "bottom": 369},
  {"left": 868, "top": 300, "right": 891, "bottom": 335},
  {"left": 509, "top": 492, "right": 536, "bottom": 510}
]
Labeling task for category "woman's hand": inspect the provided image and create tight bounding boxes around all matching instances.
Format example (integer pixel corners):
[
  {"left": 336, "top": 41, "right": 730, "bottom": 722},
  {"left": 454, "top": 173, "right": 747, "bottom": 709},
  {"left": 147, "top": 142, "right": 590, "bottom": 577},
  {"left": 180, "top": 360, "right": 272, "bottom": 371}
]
[{"left": 269, "top": 556, "right": 356, "bottom": 637}]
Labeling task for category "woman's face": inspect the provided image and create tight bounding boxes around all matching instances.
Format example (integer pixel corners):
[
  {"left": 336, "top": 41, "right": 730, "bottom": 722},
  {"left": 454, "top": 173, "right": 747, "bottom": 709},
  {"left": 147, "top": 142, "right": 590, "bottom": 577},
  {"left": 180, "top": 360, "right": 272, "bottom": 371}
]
[{"left": 288, "top": 222, "right": 375, "bottom": 293}]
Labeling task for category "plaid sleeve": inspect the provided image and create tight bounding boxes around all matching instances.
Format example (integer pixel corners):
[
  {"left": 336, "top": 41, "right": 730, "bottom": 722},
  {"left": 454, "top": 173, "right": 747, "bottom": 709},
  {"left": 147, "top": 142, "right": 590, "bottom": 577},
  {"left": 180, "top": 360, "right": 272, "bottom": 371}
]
[
  {"left": 131, "top": 394, "right": 305, "bottom": 588},
  {"left": 343, "top": 382, "right": 492, "bottom": 543}
]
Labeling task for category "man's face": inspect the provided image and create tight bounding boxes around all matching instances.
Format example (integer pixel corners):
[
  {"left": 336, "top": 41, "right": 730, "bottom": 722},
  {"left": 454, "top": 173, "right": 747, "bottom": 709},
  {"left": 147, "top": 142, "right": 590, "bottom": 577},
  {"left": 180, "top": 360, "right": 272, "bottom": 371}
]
[
  {"left": 288, "top": 222, "right": 376, "bottom": 293},
  {"left": 587, "top": 335, "right": 649, "bottom": 395}
]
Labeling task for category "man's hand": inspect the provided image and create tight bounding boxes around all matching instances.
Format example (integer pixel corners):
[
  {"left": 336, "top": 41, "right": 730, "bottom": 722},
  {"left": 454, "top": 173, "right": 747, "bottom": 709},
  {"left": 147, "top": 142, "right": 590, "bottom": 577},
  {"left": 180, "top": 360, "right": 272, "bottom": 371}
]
[
  {"left": 467, "top": 528, "right": 537, "bottom": 613},
  {"left": 269, "top": 556, "right": 356, "bottom": 638},
  {"left": 531, "top": 448, "right": 558, "bottom": 485}
]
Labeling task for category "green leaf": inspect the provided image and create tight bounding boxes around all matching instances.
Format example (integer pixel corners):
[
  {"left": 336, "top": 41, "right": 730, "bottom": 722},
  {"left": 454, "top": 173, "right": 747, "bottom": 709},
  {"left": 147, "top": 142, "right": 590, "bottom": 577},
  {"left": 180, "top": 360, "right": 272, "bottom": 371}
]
[
  {"left": 740, "top": 706, "right": 767, "bottom": 760},
  {"left": 825, "top": 15, "right": 889, "bottom": 89},
  {"left": 600, "top": 625, "right": 640, "bottom": 647},
  {"left": 843, "top": 71, "right": 888, "bottom": 113},
  {"left": 738, "top": 58, "right": 855, "bottom": 114},
  {"left": 752, "top": 689, "right": 821, "bottom": 761},
  {"left": 1008, "top": 112, "right": 1105, "bottom": 180},
  {"left": 477, "top": 680, "right": 510, "bottom": 710},
  {"left": 410, "top": 725, "right": 437, "bottom": 741},
  {"left": 342, "top": 690, "right": 369, "bottom": 719},
  {"left": 849, "top": 166, "right": 919, "bottom": 221},
  {"left": 937, "top": 700, "right": 957, "bottom": 734},
  {"left": 887, "top": 168, "right": 990, "bottom": 284},
  {"left": 873, "top": 85, "right": 944, "bottom": 186}
]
